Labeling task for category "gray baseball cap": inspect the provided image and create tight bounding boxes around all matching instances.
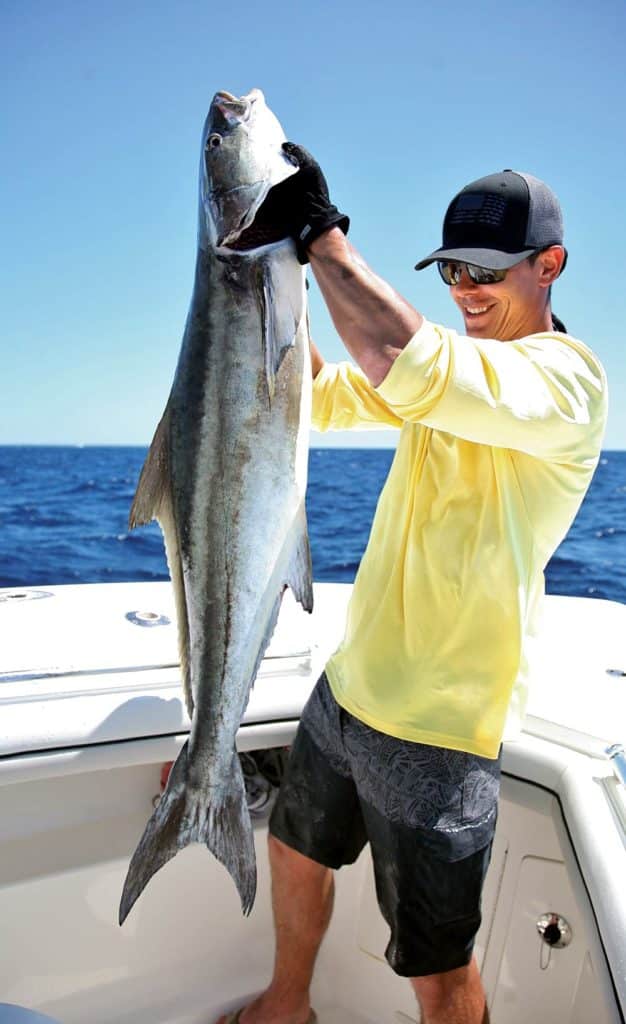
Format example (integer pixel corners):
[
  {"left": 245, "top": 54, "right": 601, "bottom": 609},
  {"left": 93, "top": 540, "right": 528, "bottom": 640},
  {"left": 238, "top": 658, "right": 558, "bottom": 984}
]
[{"left": 415, "top": 170, "right": 567, "bottom": 272}]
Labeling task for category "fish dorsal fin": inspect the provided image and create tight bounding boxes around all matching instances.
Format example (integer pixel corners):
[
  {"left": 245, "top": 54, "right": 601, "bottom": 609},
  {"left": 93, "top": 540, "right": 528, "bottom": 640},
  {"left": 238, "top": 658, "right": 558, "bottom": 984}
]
[
  {"left": 260, "top": 252, "right": 305, "bottom": 402},
  {"left": 285, "top": 504, "right": 314, "bottom": 613},
  {"left": 129, "top": 408, "right": 194, "bottom": 718},
  {"left": 129, "top": 408, "right": 171, "bottom": 528},
  {"left": 157, "top": 490, "right": 194, "bottom": 719}
]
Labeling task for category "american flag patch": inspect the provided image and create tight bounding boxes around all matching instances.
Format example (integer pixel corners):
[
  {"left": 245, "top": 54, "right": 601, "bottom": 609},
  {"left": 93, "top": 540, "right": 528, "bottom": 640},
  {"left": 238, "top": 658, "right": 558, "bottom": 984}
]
[{"left": 449, "top": 193, "right": 507, "bottom": 227}]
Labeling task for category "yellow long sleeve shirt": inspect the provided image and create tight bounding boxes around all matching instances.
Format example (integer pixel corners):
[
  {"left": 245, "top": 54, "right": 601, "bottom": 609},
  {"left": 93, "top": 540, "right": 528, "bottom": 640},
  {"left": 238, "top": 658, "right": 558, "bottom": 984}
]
[{"left": 312, "top": 320, "right": 608, "bottom": 758}]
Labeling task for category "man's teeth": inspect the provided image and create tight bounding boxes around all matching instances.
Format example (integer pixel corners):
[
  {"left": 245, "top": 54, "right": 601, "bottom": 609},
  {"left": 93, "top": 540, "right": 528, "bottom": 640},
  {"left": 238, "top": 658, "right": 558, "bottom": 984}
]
[{"left": 466, "top": 306, "right": 488, "bottom": 314}]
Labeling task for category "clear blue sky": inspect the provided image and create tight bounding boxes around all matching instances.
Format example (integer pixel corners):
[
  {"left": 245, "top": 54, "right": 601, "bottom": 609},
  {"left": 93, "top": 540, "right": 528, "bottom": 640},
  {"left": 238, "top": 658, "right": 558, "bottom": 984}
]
[{"left": 2, "top": 0, "right": 625, "bottom": 448}]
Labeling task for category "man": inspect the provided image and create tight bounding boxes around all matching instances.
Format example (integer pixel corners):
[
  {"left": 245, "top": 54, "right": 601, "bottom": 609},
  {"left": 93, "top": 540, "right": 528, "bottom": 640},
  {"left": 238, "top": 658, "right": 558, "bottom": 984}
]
[{"left": 217, "top": 152, "right": 607, "bottom": 1024}]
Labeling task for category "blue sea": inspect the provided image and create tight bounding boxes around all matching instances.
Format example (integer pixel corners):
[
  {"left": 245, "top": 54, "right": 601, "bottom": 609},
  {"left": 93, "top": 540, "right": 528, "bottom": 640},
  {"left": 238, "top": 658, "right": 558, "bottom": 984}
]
[{"left": 0, "top": 446, "right": 625, "bottom": 603}]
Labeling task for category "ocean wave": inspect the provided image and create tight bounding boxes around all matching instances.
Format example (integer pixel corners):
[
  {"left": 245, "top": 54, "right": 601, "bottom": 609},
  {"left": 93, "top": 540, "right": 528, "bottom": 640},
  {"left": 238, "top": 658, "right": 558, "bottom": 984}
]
[{"left": 0, "top": 446, "right": 624, "bottom": 602}]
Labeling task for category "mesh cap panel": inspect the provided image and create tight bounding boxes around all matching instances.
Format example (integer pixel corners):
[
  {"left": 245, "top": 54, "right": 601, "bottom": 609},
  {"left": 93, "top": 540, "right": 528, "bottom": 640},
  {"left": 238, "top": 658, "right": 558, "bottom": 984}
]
[{"left": 516, "top": 171, "right": 564, "bottom": 248}]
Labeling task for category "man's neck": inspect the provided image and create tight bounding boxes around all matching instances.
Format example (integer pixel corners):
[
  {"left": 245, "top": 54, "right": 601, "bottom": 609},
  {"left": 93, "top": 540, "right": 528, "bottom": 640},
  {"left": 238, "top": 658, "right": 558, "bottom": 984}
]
[{"left": 502, "top": 306, "right": 554, "bottom": 341}]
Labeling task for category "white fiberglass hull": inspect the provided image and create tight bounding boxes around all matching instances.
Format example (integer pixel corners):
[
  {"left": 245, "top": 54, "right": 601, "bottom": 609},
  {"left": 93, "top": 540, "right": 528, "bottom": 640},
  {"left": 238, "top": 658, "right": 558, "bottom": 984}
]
[{"left": 0, "top": 582, "right": 624, "bottom": 1023}]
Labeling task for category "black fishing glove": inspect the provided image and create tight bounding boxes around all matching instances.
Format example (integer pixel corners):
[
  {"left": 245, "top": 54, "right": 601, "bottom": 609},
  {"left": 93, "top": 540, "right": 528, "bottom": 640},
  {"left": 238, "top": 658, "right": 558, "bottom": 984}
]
[{"left": 279, "top": 142, "right": 350, "bottom": 263}]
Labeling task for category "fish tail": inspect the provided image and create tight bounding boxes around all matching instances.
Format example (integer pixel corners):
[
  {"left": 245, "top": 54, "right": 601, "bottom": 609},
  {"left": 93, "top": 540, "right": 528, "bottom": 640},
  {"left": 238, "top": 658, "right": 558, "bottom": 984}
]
[
  {"left": 204, "top": 755, "right": 257, "bottom": 916},
  {"left": 119, "top": 745, "right": 256, "bottom": 925}
]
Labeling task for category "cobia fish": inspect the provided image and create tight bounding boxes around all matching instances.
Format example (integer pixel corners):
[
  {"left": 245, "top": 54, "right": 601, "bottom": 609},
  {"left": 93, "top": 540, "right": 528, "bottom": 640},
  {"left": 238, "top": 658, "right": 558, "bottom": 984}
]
[{"left": 119, "top": 89, "right": 313, "bottom": 924}]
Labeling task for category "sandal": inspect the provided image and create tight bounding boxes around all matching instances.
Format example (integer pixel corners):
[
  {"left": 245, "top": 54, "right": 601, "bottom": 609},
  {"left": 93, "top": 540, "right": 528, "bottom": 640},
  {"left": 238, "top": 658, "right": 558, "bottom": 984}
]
[{"left": 222, "top": 1011, "right": 317, "bottom": 1023}]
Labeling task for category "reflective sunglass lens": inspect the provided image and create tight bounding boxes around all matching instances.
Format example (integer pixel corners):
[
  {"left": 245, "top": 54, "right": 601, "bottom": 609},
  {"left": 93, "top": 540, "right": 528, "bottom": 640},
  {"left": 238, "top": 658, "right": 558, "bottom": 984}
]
[
  {"left": 469, "top": 265, "right": 507, "bottom": 284},
  {"left": 437, "top": 261, "right": 508, "bottom": 285},
  {"left": 437, "top": 261, "right": 461, "bottom": 285}
]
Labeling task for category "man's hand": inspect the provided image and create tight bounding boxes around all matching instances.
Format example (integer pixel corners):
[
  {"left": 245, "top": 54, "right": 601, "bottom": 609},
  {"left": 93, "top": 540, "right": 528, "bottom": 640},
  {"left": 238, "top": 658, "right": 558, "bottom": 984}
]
[{"left": 278, "top": 142, "right": 349, "bottom": 264}]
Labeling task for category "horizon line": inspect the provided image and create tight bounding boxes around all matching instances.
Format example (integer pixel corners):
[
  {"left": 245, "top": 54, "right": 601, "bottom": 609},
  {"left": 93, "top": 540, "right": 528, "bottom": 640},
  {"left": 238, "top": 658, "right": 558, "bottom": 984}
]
[{"left": 0, "top": 443, "right": 624, "bottom": 453}]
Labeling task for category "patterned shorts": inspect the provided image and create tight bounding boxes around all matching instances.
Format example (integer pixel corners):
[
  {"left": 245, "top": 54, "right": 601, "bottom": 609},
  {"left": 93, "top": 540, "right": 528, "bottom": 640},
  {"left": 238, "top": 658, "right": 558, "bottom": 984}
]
[{"left": 269, "top": 673, "right": 501, "bottom": 977}]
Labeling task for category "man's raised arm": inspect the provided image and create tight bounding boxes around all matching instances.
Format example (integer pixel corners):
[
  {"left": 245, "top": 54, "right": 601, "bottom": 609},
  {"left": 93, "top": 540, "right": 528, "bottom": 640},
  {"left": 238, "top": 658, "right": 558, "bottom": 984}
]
[
  {"left": 308, "top": 229, "right": 422, "bottom": 387},
  {"left": 279, "top": 143, "right": 422, "bottom": 387},
  {"left": 310, "top": 339, "right": 325, "bottom": 380}
]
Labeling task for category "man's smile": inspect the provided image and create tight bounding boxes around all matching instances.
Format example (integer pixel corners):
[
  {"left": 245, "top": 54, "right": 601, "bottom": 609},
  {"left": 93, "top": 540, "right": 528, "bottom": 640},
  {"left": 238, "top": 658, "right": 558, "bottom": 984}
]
[{"left": 462, "top": 303, "right": 495, "bottom": 322}]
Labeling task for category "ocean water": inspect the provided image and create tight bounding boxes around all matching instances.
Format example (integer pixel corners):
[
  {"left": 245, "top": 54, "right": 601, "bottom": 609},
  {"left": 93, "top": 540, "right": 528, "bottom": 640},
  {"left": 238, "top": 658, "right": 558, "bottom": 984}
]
[{"left": 0, "top": 446, "right": 624, "bottom": 604}]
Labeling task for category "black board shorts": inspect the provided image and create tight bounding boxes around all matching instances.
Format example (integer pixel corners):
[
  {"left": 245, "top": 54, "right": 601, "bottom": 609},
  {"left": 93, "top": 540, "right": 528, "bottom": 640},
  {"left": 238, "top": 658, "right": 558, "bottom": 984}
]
[{"left": 269, "top": 673, "right": 501, "bottom": 977}]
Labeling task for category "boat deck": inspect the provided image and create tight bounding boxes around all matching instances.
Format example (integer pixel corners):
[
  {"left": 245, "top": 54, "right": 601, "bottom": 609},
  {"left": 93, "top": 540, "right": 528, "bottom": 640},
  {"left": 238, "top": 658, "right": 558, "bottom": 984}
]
[{"left": 0, "top": 582, "right": 625, "bottom": 1022}]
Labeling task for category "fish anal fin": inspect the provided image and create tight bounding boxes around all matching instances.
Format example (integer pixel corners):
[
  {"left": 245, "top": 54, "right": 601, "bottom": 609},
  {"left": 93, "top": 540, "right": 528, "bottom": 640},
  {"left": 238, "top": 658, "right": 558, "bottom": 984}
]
[
  {"left": 241, "top": 509, "right": 314, "bottom": 704},
  {"left": 285, "top": 506, "right": 313, "bottom": 613},
  {"left": 129, "top": 408, "right": 171, "bottom": 529}
]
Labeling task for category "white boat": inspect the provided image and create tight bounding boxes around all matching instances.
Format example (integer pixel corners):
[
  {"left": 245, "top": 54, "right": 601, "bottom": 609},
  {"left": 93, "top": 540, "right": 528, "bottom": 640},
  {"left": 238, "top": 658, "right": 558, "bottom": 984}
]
[{"left": 0, "top": 581, "right": 625, "bottom": 1024}]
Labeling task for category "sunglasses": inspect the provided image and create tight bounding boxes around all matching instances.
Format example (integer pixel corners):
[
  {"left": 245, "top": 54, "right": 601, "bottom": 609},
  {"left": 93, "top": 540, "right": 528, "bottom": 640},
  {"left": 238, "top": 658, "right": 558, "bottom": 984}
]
[{"left": 437, "top": 261, "right": 508, "bottom": 286}]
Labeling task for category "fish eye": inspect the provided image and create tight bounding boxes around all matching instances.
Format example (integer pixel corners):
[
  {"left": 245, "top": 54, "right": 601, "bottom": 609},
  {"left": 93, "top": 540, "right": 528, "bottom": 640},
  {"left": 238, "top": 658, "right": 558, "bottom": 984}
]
[{"left": 206, "top": 133, "right": 222, "bottom": 151}]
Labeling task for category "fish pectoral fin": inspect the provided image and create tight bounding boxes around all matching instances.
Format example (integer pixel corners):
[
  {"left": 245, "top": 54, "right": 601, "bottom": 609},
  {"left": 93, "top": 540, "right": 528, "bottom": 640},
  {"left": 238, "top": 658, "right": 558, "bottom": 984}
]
[
  {"left": 261, "top": 262, "right": 300, "bottom": 402},
  {"left": 285, "top": 507, "right": 313, "bottom": 613},
  {"left": 129, "top": 407, "right": 171, "bottom": 528}
]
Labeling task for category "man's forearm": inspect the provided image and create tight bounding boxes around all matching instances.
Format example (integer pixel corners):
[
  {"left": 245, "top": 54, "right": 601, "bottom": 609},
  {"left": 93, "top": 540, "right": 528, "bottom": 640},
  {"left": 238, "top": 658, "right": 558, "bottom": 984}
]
[
  {"left": 308, "top": 228, "right": 423, "bottom": 387},
  {"left": 310, "top": 340, "right": 324, "bottom": 379}
]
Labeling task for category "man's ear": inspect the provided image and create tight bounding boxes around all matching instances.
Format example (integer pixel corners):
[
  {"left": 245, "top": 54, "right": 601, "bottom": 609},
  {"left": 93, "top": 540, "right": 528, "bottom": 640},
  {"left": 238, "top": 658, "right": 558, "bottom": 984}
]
[{"left": 537, "top": 246, "right": 566, "bottom": 288}]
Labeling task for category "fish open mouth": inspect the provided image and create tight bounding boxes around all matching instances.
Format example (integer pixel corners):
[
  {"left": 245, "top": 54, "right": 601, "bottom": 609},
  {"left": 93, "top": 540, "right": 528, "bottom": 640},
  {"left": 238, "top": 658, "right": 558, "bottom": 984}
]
[{"left": 227, "top": 182, "right": 292, "bottom": 252}]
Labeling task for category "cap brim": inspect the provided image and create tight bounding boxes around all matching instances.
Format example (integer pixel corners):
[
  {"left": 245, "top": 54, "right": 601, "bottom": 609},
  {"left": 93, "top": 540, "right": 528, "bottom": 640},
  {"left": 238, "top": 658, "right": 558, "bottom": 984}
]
[{"left": 414, "top": 247, "right": 536, "bottom": 272}]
